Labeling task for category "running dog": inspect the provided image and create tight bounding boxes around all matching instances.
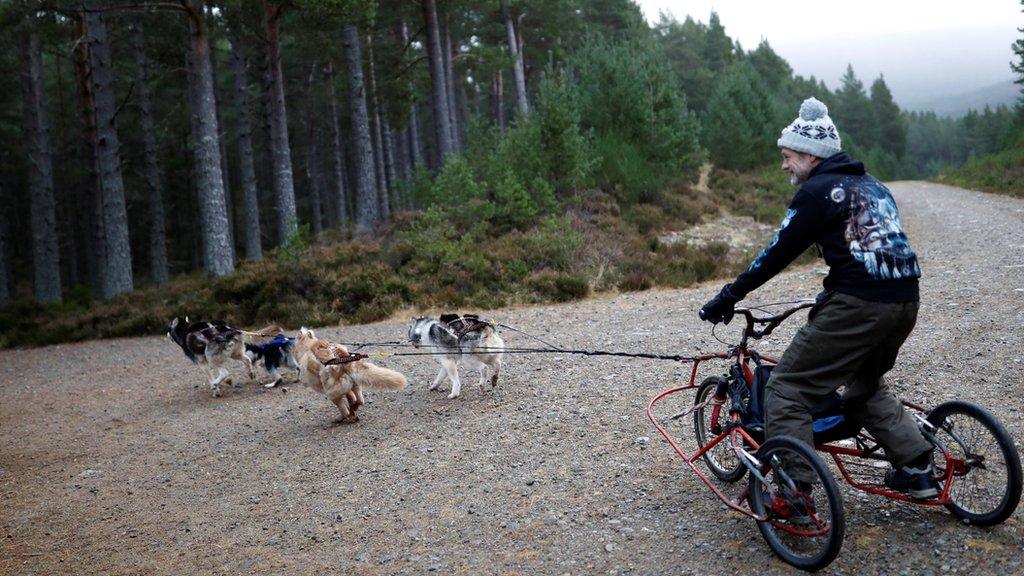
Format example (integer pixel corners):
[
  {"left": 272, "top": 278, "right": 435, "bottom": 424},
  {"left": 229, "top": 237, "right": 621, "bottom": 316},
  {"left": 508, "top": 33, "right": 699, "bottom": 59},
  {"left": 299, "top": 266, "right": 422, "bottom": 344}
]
[
  {"left": 243, "top": 325, "right": 299, "bottom": 388},
  {"left": 407, "top": 314, "right": 504, "bottom": 399},
  {"left": 293, "top": 327, "right": 407, "bottom": 423},
  {"left": 166, "top": 316, "right": 255, "bottom": 397}
]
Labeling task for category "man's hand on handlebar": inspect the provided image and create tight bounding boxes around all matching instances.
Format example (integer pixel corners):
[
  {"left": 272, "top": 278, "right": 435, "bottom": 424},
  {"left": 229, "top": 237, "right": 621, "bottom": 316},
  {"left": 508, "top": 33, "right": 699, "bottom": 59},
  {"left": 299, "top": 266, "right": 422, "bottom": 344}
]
[{"left": 699, "top": 284, "right": 741, "bottom": 325}]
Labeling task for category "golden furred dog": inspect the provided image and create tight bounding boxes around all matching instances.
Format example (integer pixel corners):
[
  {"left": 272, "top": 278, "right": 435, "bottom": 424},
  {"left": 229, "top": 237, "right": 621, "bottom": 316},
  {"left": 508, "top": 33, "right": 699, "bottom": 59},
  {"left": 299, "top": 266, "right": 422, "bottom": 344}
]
[{"left": 293, "top": 327, "right": 407, "bottom": 422}]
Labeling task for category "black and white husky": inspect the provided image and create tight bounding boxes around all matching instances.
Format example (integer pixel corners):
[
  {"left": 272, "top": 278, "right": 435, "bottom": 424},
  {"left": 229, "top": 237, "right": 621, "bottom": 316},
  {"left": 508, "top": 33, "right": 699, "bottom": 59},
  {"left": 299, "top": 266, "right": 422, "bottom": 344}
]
[
  {"left": 407, "top": 314, "right": 504, "bottom": 399},
  {"left": 166, "top": 316, "right": 254, "bottom": 397},
  {"left": 245, "top": 335, "right": 299, "bottom": 388}
]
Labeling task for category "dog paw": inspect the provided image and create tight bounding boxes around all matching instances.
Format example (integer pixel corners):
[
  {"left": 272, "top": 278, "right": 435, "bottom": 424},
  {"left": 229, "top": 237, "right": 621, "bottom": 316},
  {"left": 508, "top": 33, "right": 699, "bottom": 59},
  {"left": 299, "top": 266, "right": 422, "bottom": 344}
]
[
  {"left": 447, "top": 392, "right": 460, "bottom": 399},
  {"left": 263, "top": 379, "right": 280, "bottom": 389},
  {"left": 428, "top": 383, "right": 439, "bottom": 391}
]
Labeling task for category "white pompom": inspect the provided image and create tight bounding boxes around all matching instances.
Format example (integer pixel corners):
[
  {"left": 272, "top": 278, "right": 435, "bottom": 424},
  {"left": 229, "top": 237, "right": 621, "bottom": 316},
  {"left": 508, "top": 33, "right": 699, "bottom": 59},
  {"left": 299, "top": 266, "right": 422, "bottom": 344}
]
[{"left": 799, "top": 97, "right": 828, "bottom": 121}]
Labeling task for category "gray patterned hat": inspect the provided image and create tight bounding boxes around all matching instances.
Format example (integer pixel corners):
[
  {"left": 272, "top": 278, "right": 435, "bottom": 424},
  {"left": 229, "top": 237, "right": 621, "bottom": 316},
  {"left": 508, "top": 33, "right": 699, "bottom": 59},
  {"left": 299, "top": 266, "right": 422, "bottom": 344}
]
[{"left": 777, "top": 97, "right": 842, "bottom": 158}]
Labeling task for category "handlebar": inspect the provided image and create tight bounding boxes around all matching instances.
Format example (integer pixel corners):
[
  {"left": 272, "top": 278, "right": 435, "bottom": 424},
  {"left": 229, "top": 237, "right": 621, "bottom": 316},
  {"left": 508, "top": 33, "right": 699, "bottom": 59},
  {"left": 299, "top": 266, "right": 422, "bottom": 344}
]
[{"left": 733, "top": 301, "right": 815, "bottom": 341}]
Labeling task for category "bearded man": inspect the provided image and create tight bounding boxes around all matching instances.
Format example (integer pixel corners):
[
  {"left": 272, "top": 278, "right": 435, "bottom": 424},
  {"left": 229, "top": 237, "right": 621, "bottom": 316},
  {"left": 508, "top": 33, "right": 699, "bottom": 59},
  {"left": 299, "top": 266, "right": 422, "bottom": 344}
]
[{"left": 700, "top": 97, "right": 937, "bottom": 498}]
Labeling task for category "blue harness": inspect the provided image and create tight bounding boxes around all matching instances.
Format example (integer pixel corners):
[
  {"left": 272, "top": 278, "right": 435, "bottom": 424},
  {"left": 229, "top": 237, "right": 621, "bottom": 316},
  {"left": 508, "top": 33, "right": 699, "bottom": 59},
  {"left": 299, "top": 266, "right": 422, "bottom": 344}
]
[{"left": 251, "top": 335, "right": 293, "bottom": 353}]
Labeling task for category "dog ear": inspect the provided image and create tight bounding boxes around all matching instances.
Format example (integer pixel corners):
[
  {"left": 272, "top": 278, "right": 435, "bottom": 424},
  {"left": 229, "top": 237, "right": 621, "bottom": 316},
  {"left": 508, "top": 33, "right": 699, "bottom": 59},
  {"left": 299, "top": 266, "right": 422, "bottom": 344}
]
[{"left": 185, "top": 315, "right": 190, "bottom": 324}]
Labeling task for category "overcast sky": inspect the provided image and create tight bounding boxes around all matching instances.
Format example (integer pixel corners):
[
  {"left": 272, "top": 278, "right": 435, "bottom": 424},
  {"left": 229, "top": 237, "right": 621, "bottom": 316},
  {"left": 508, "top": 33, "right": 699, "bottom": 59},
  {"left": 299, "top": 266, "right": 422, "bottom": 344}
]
[{"left": 635, "top": 0, "right": 1022, "bottom": 108}]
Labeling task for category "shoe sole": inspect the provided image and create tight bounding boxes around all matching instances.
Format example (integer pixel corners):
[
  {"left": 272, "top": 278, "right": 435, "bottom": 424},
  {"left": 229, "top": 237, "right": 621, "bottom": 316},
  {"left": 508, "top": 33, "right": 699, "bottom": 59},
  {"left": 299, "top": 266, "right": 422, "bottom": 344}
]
[{"left": 908, "top": 487, "right": 939, "bottom": 499}]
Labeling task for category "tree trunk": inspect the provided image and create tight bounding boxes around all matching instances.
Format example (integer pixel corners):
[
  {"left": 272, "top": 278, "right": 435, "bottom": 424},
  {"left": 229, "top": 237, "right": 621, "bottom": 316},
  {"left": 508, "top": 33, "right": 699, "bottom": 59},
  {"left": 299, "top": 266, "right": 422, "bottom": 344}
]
[
  {"left": 324, "top": 60, "right": 350, "bottom": 226},
  {"left": 365, "top": 33, "right": 390, "bottom": 220},
  {"left": 72, "top": 15, "right": 105, "bottom": 297},
  {"left": 51, "top": 54, "right": 83, "bottom": 290},
  {"left": 85, "top": 6, "right": 134, "bottom": 298},
  {"left": 394, "top": 120, "right": 410, "bottom": 180},
  {"left": 382, "top": 120, "right": 397, "bottom": 213},
  {"left": 501, "top": 0, "right": 528, "bottom": 118},
  {"left": 264, "top": 2, "right": 298, "bottom": 245},
  {"left": 0, "top": 176, "right": 10, "bottom": 304},
  {"left": 421, "top": 0, "right": 453, "bottom": 163},
  {"left": 186, "top": 1, "right": 234, "bottom": 277},
  {"left": 19, "top": 21, "right": 63, "bottom": 303},
  {"left": 400, "top": 20, "right": 424, "bottom": 170},
  {"left": 129, "top": 19, "right": 169, "bottom": 285},
  {"left": 341, "top": 23, "right": 379, "bottom": 233},
  {"left": 208, "top": 40, "right": 235, "bottom": 260},
  {"left": 228, "top": 36, "right": 262, "bottom": 261},
  {"left": 457, "top": 76, "right": 469, "bottom": 146},
  {"left": 493, "top": 70, "right": 506, "bottom": 131},
  {"left": 442, "top": 15, "right": 461, "bottom": 152},
  {"left": 303, "top": 63, "right": 324, "bottom": 236}
]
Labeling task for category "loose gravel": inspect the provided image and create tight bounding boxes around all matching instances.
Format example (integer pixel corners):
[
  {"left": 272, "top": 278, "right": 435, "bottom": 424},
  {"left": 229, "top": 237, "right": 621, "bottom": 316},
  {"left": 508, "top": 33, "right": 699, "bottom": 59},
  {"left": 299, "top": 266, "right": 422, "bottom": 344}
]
[{"left": 1, "top": 182, "right": 1022, "bottom": 575}]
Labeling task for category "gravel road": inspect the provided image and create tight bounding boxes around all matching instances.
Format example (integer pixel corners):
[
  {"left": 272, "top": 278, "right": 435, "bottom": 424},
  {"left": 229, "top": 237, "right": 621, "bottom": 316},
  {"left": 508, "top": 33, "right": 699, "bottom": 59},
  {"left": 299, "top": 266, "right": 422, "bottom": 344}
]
[{"left": 1, "top": 182, "right": 1022, "bottom": 575}]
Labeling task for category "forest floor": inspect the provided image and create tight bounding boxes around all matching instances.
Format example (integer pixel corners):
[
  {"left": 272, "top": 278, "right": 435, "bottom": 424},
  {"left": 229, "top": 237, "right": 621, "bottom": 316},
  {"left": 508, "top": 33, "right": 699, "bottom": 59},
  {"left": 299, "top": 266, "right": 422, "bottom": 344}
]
[{"left": 2, "top": 182, "right": 1022, "bottom": 575}]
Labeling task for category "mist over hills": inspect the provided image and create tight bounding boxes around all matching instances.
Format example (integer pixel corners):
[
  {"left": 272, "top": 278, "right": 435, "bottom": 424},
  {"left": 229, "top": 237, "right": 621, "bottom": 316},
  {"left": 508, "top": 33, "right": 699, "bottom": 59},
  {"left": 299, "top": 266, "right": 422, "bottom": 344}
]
[
  {"left": 901, "top": 80, "right": 1019, "bottom": 117},
  {"left": 769, "top": 26, "right": 1019, "bottom": 117}
]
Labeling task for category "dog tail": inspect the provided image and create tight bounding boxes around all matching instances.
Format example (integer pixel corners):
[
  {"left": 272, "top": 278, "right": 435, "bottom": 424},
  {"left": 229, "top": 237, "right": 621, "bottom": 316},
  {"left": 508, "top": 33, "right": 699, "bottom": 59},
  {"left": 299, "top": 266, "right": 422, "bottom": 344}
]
[{"left": 351, "top": 362, "right": 408, "bottom": 391}]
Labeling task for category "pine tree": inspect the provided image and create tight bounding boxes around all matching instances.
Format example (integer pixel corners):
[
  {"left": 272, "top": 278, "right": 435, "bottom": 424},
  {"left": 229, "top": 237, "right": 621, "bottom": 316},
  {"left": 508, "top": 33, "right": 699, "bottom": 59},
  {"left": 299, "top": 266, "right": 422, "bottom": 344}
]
[
  {"left": 869, "top": 75, "right": 906, "bottom": 159},
  {"left": 704, "top": 63, "right": 775, "bottom": 170},
  {"left": 834, "top": 64, "right": 876, "bottom": 150},
  {"left": 703, "top": 12, "right": 734, "bottom": 74},
  {"left": 18, "top": 17, "right": 62, "bottom": 303},
  {"left": 1013, "top": 1, "right": 1024, "bottom": 100}
]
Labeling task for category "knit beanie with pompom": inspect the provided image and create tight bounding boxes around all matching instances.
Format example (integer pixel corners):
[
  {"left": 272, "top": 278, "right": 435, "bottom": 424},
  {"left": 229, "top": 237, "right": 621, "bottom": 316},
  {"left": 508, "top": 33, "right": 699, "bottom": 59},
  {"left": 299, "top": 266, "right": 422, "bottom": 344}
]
[{"left": 777, "top": 97, "right": 842, "bottom": 158}]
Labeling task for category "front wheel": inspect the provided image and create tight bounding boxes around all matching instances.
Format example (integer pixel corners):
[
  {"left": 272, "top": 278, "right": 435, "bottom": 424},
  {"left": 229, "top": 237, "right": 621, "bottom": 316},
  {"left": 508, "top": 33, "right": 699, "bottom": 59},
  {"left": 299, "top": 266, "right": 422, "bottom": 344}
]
[
  {"left": 748, "top": 435, "right": 845, "bottom": 571},
  {"left": 693, "top": 376, "right": 746, "bottom": 482},
  {"left": 927, "top": 401, "right": 1022, "bottom": 526}
]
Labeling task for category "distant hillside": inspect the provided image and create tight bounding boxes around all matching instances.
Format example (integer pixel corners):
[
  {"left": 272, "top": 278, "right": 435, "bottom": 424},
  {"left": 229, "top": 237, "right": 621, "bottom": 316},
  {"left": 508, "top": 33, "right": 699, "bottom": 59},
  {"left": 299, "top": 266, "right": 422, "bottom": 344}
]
[{"left": 904, "top": 80, "right": 1019, "bottom": 117}]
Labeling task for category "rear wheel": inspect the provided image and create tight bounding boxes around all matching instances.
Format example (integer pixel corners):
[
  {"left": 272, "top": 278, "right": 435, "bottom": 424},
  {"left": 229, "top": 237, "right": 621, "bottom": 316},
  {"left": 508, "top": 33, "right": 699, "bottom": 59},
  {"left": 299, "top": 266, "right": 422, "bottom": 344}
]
[
  {"left": 927, "top": 401, "right": 1022, "bottom": 526},
  {"left": 693, "top": 376, "right": 746, "bottom": 482},
  {"left": 748, "top": 435, "right": 845, "bottom": 572}
]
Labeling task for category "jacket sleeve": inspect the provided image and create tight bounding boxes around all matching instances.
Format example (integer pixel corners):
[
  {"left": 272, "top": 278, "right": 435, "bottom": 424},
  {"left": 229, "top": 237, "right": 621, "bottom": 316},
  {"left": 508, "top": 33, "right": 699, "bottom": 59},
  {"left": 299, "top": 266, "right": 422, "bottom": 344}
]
[{"left": 729, "top": 189, "right": 822, "bottom": 299}]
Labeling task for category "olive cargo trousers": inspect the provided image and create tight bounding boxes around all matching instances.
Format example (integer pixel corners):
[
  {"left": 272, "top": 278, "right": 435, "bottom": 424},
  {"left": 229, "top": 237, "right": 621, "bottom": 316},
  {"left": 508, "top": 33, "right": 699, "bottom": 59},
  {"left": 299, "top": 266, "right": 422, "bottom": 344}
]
[{"left": 764, "top": 292, "right": 933, "bottom": 481}]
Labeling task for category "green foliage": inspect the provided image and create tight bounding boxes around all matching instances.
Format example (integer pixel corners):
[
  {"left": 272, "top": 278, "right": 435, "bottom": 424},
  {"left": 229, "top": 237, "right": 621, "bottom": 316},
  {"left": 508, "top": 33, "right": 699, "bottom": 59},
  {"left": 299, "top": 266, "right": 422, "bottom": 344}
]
[
  {"left": 653, "top": 14, "right": 715, "bottom": 113},
  {"left": 290, "top": 0, "right": 377, "bottom": 27},
  {"left": 532, "top": 69, "right": 595, "bottom": 194},
  {"left": 709, "top": 165, "right": 793, "bottom": 223},
  {"left": 747, "top": 40, "right": 793, "bottom": 93},
  {"left": 429, "top": 156, "right": 494, "bottom": 229},
  {"left": 703, "top": 62, "right": 776, "bottom": 171},
  {"left": 475, "top": 71, "right": 594, "bottom": 202},
  {"left": 591, "top": 132, "right": 663, "bottom": 204},
  {"left": 571, "top": 35, "right": 702, "bottom": 173},
  {"left": 702, "top": 12, "right": 736, "bottom": 74},
  {"left": 938, "top": 142, "right": 1024, "bottom": 198},
  {"left": 524, "top": 271, "right": 590, "bottom": 303},
  {"left": 277, "top": 222, "right": 313, "bottom": 265},
  {"left": 614, "top": 239, "right": 732, "bottom": 293},
  {"left": 834, "top": 64, "right": 876, "bottom": 149},
  {"left": 870, "top": 76, "right": 906, "bottom": 158},
  {"left": 491, "top": 168, "right": 540, "bottom": 230},
  {"left": 1012, "top": 0, "right": 1024, "bottom": 105}
]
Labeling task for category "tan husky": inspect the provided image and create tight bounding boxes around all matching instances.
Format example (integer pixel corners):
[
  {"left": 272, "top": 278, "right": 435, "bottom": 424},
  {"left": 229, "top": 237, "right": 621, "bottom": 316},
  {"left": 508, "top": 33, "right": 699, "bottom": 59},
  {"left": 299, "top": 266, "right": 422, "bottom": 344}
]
[{"left": 293, "top": 327, "right": 407, "bottom": 422}]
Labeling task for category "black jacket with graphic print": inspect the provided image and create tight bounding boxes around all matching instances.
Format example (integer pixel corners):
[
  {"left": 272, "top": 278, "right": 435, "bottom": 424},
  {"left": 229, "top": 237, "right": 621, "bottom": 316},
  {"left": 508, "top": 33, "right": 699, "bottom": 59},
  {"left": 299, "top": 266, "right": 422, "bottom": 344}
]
[{"left": 728, "top": 152, "right": 920, "bottom": 303}]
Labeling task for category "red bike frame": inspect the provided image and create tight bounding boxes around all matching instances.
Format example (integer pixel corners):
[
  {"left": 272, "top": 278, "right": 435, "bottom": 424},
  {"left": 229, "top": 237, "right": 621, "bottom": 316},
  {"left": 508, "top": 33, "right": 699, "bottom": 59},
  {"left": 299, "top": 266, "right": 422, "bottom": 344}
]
[{"left": 648, "top": 303, "right": 966, "bottom": 521}]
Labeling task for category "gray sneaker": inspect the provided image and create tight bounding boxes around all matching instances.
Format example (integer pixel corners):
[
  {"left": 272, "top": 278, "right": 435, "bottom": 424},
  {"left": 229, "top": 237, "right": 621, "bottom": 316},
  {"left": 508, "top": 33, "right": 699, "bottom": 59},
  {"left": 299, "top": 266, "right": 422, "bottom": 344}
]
[{"left": 884, "top": 464, "right": 939, "bottom": 499}]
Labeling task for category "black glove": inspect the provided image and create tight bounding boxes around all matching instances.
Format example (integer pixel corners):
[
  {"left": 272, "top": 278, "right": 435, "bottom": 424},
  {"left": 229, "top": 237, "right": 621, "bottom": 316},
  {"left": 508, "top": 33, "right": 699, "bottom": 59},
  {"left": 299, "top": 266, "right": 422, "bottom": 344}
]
[{"left": 699, "top": 284, "right": 740, "bottom": 325}]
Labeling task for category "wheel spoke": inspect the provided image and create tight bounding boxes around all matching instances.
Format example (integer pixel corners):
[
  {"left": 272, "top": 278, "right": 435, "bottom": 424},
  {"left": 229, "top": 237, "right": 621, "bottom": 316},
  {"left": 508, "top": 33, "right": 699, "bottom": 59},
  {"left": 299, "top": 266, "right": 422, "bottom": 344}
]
[{"left": 927, "top": 402, "right": 1021, "bottom": 525}]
